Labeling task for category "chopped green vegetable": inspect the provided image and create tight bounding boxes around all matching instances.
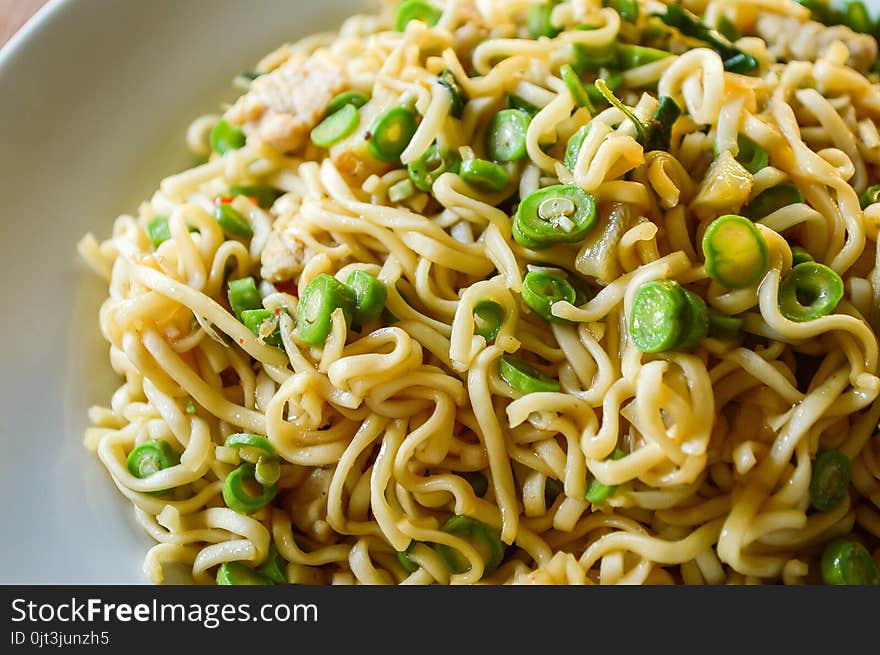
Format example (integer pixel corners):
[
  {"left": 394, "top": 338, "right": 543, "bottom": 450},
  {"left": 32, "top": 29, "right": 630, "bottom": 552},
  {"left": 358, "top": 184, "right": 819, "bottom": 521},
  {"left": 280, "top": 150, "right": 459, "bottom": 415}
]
[
  {"left": 616, "top": 44, "right": 671, "bottom": 69},
  {"left": 660, "top": 5, "right": 759, "bottom": 73},
  {"left": 241, "top": 309, "right": 283, "bottom": 347},
  {"left": 735, "top": 134, "right": 768, "bottom": 174},
  {"left": 214, "top": 203, "right": 253, "bottom": 238},
  {"left": 513, "top": 184, "right": 598, "bottom": 249},
  {"left": 603, "top": 0, "right": 638, "bottom": 22},
  {"left": 146, "top": 216, "right": 171, "bottom": 249},
  {"left": 520, "top": 270, "right": 576, "bottom": 324},
  {"left": 564, "top": 124, "right": 592, "bottom": 171},
  {"left": 499, "top": 354, "right": 560, "bottom": 394},
  {"left": 224, "top": 433, "right": 279, "bottom": 461},
  {"left": 677, "top": 289, "right": 710, "bottom": 350},
  {"left": 228, "top": 185, "right": 283, "bottom": 209},
  {"left": 843, "top": 1, "right": 873, "bottom": 33},
  {"left": 326, "top": 91, "right": 369, "bottom": 116},
  {"left": 228, "top": 277, "right": 262, "bottom": 319},
  {"left": 809, "top": 449, "right": 851, "bottom": 512},
  {"left": 859, "top": 184, "right": 880, "bottom": 209},
  {"left": 210, "top": 120, "right": 247, "bottom": 155},
  {"left": 368, "top": 106, "right": 419, "bottom": 162},
  {"left": 310, "top": 103, "right": 360, "bottom": 148},
  {"left": 435, "top": 515, "right": 505, "bottom": 577},
  {"left": 586, "top": 448, "right": 626, "bottom": 504},
  {"left": 528, "top": 1, "right": 561, "bottom": 39},
  {"left": 820, "top": 539, "right": 880, "bottom": 585},
  {"left": 395, "top": 0, "right": 441, "bottom": 31},
  {"left": 222, "top": 463, "right": 278, "bottom": 514},
  {"left": 777, "top": 262, "right": 844, "bottom": 322},
  {"left": 297, "top": 273, "right": 357, "bottom": 346},
  {"left": 216, "top": 562, "right": 273, "bottom": 586},
  {"left": 486, "top": 109, "right": 531, "bottom": 162},
  {"left": 407, "top": 143, "right": 461, "bottom": 191},
  {"left": 702, "top": 214, "right": 770, "bottom": 289},
  {"left": 473, "top": 300, "right": 505, "bottom": 341},
  {"left": 388, "top": 178, "right": 416, "bottom": 203},
  {"left": 629, "top": 280, "right": 687, "bottom": 353},
  {"left": 126, "top": 439, "right": 180, "bottom": 496},
  {"left": 345, "top": 270, "right": 387, "bottom": 325},
  {"left": 744, "top": 184, "right": 803, "bottom": 220},
  {"left": 560, "top": 64, "right": 595, "bottom": 111},
  {"left": 397, "top": 543, "right": 420, "bottom": 573},
  {"left": 459, "top": 159, "right": 510, "bottom": 192},
  {"left": 790, "top": 246, "right": 814, "bottom": 267},
  {"left": 707, "top": 310, "right": 744, "bottom": 340},
  {"left": 438, "top": 69, "right": 467, "bottom": 119},
  {"left": 258, "top": 545, "right": 287, "bottom": 584}
]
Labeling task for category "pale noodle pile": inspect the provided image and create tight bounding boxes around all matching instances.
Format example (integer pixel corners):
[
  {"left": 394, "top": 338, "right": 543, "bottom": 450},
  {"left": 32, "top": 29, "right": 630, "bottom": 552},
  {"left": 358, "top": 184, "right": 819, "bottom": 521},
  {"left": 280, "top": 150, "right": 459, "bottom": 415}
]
[{"left": 78, "top": 0, "right": 880, "bottom": 585}]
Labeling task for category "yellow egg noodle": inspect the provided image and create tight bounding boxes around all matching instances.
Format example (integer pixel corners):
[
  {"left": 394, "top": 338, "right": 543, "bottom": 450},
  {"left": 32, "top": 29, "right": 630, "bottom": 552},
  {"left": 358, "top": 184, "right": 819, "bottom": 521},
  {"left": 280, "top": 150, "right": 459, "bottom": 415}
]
[{"left": 77, "top": 0, "right": 880, "bottom": 585}]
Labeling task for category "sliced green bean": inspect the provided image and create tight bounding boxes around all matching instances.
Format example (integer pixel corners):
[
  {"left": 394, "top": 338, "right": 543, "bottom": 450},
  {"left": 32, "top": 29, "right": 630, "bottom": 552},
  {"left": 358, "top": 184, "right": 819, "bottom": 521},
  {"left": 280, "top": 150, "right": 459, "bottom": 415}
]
[
  {"left": 459, "top": 158, "right": 510, "bottom": 192},
  {"left": 707, "top": 310, "right": 744, "bottom": 340},
  {"left": 820, "top": 539, "right": 880, "bottom": 585},
  {"left": 407, "top": 143, "right": 461, "bottom": 191},
  {"left": 735, "top": 134, "right": 768, "bottom": 174},
  {"left": 310, "top": 103, "right": 360, "bottom": 148},
  {"left": 438, "top": 69, "right": 467, "bottom": 119},
  {"left": 368, "top": 106, "right": 419, "bottom": 162},
  {"left": 790, "top": 246, "right": 814, "bottom": 267},
  {"left": 777, "top": 262, "right": 844, "bottom": 322},
  {"left": 435, "top": 516, "right": 505, "bottom": 577},
  {"left": 586, "top": 448, "right": 626, "bottom": 504},
  {"left": 257, "top": 544, "right": 287, "bottom": 584},
  {"left": 513, "top": 184, "right": 598, "bottom": 248},
  {"left": 345, "top": 270, "right": 387, "bottom": 325},
  {"left": 473, "top": 300, "right": 505, "bottom": 341},
  {"left": 677, "top": 290, "right": 709, "bottom": 350},
  {"left": 809, "top": 449, "right": 851, "bottom": 512},
  {"left": 395, "top": 0, "right": 441, "bottom": 31},
  {"left": 560, "top": 64, "right": 594, "bottom": 111},
  {"left": 241, "top": 309, "right": 283, "bottom": 347},
  {"left": 629, "top": 280, "right": 687, "bottom": 353},
  {"left": 744, "top": 184, "right": 803, "bottom": 220},
  {"left": 127, "top": 439, "right": 180, "bottom": 496},
  {"left": 210, "top": 120, "right": 246, "bottom": 155},
  {"left": 214, "top": 203, "right": 253, "bottom": 238},
  {"left": 227, "top": 277, "right": 262, "bottom": 319},
  {"left": 326, "top": 91, "right": 369, "bottom": 116},
  {"left": 146, "top": 216, "right": 171, "bottom": 250},
  {"left": 216, "top": 562, "right": 273, "bottom": 586},
  {"left": 702, "top": 214, "right": 770, "bottom": 289},
  {"left": 528, "top": 1, "right": 561, "bottom": 39},
  {"left": 860, "top": 184, "right": 880, "bottom": 209},
  {"left": 486, "top": 109, "right": 531, "bottom": 162},
  {"left": 499, "top": 354, "right": 560, "bottom": 394},
  {"left": 520, "top": 270, "right": 576, "bottom": 323},
  {"left": 222, "top": 463, "right": 278, "bottom": 514},
  {"left": 297, "top": 273, "right": 357, "bottom": 346}
]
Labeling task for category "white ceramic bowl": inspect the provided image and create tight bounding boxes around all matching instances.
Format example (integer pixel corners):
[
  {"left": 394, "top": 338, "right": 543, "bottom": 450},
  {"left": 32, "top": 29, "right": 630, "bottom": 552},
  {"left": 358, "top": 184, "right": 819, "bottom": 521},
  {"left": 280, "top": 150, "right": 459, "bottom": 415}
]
[
  {"left": 0, "top": 0, "right": 367, "bottom": 583},
  {"left": 2, "top": 0, "right": 879, "bottom": 584}
]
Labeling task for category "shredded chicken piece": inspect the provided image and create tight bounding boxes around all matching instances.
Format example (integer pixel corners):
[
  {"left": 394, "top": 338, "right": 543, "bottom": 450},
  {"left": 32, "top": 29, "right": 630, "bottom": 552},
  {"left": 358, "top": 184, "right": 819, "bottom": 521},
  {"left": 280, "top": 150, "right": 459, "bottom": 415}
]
[
  {"left": 755, "top": 13, "right": 877, "bottom": 72},
  {"left": 226, "top": 51, "right": 348, "bottom": 153},
  {"left": 260, "top": 229, "right": 310, "bottom": 283}
]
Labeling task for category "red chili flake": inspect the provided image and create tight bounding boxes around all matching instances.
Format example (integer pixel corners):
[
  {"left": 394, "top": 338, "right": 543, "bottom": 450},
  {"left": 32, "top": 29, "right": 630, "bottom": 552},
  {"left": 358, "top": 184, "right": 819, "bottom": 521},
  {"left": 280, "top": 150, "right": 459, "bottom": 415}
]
[
  {"left": 273, "top": 308, "right": 282, "bottom": 315},
  {"left": 215, "top": 196, "right": 234, "bottom": 205},
  {"left": 247, "top": 196, "right": 259, "bottom": 205},
  {"left": 238, "top": 337, "right": 245, "bottom": 344}
]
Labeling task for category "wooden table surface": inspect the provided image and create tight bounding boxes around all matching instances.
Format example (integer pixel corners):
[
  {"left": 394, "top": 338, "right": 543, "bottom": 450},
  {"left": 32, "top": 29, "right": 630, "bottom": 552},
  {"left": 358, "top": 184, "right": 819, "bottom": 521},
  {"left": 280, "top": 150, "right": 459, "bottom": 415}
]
[{"left": 0, "top": 0, "right": 49, "bottom": 48}]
